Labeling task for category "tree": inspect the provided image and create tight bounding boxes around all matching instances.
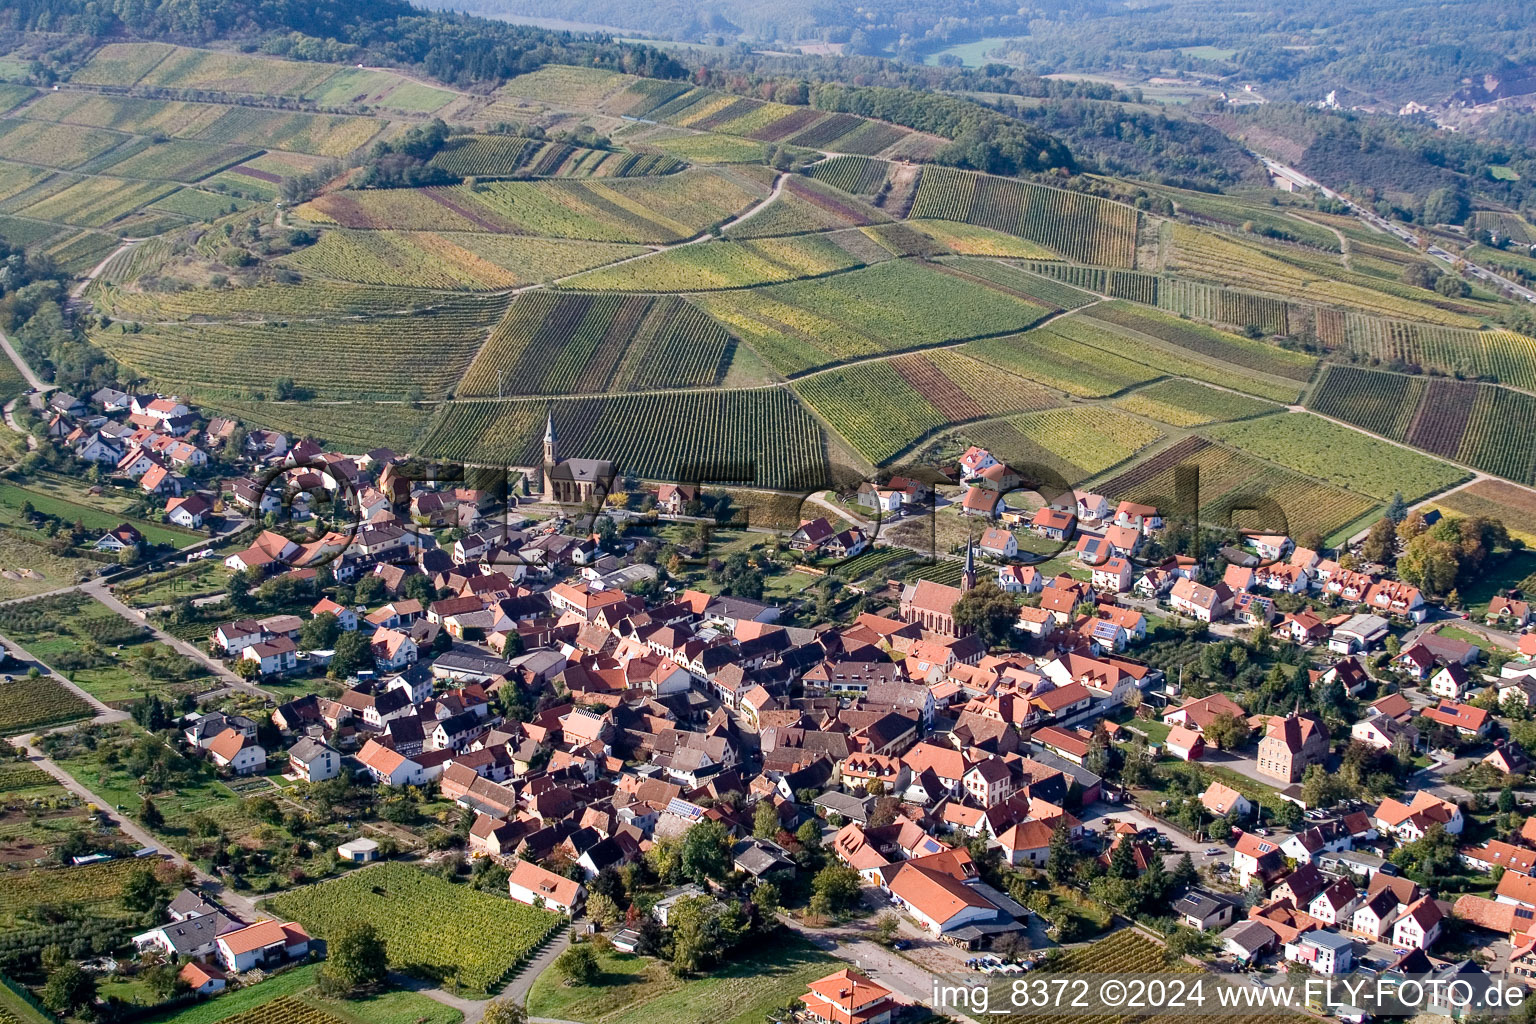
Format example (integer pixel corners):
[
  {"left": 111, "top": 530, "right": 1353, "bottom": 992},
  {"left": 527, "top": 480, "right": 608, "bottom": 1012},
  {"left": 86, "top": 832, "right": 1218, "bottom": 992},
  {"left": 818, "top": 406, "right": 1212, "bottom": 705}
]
[
  {"left": 1203, "top": 712, "right": 1250, "bottom": 750},
  {"left": 300, "top": 612, "right": 341, "bottom": 649},
  {"left": 1500, "top": 786, "right": 1517, "bottom": 814},
  {"left": 1172, "top": 851, "right": 1198, "bottom": 890},
  {"left": 322, "top": 920, "right": 389, "bottom": 995},
  {"left": 329, "top": 629, "right": 373, "bottom": 679},
  {"left": 750, "top": 880, "right": 782, "bottom": 921},
  {"left": 41, "top": 963, "right": 95, "bottom": 1015},
  {"left": 754, "top": 800, "right": 781, "bottom": 839},
  {"left": 1046, "top": 819, "right": 1075, "bottom": 884},
  {"left": 586, "top": 891, "right": 620, "bottom": 927},
  {"left": 482, "top": 999, "right": 527, "bottom": 1024},
  {"left": 874, "top": 913, "right": 900, "bottom": 946},
  {"left": 680, "top": 820, "right": 732, "bottom": 885},
  {"left": 811, "top": 864, "right": 863, "bottom": 917},
  {"left": 1361, "top": 517, "right": 1397, "bottom": 565},
  {"left": 139, "top": 797, "right": 164, "bottom": 830},
  {"left": 952, "top": 581, "right": 1016, "bottom": 648},
  {"left": 142, "top": 962, "right": 187, "bottom": 1001},
  {"left": 1108, "top": 836, "right": 1139, "bottom": 880},
  {"left": 1385, "top": 492, "right": 1408, "bottom": 523},
  {"left": 120, "top": 865, "right": 164, "bottom": 913},
  {"left": 554, "top": 944, "right": 599, "bottom": 985}
]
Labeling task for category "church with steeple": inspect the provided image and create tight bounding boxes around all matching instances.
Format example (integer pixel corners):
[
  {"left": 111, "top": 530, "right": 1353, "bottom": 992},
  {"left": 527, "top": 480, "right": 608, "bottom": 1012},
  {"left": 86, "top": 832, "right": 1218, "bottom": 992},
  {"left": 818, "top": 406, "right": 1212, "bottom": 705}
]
[{"left": 539, "top": 409, "right": 615, "bottom": 505}]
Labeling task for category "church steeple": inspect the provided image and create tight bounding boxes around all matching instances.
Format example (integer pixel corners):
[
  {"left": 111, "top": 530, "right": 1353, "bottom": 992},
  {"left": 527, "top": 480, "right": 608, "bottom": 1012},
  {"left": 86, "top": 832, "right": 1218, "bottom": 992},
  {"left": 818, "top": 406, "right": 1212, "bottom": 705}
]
[
  {"left": 961, "top": 537, "right": 976, "bottom": 592},
  {"left": 542, "top": 407, "right": 557, "bottom": 504}
]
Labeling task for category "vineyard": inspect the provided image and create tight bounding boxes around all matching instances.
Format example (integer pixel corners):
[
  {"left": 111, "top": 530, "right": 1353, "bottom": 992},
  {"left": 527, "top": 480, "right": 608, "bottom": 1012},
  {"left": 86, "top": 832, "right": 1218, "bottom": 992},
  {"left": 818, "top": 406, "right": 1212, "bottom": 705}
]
[
  {"left": 1168, "top": 224, "right": 1484, "bottom": 327},
  {"left": 101, "top": 139, "right": 257, "bottom": 182},
  {"left": 420, "top": 389, "right": 828, "bottom": 490},
  {"left": 0, "top": 674, "right": 94, "bottom": 733},
  {"left": 724, "top": 176, "right": 889, "bottom": 240},
  {"left": 1207, "top": 412, "right": 1466, "bottom": 502},
  {"left": 942, "top": 259, "right": 1098, "bottom": 309},
  {"left": 1058, "top": 314, "right": 1307, "bottom": 404},
  {"left": 205, "top": 398, "right": 436, "bottom": 453},
  {"left": 805, "top": 156, "right": 889, "bottom": 196},
  {"left": 910, "top": 221, "right": 1057, "bottom": 258},
  {"left": 429, "top": 135, "right": 683, "bottom": 179},
  {"left": 0, "top": 858, "right": 141, "bottom": 921},
  {"left": 1155, "top": 277, "right": 1296, "bottom": 336},
  {"left": 300, "top": 169, "right": 768, "bottom": 243},
  {"left": 1100, "top": 436, "right": 1380, "bottom": 541},
  {"left": 908, "top": 166, "right": 1140, "bottom": 267},
  {"left": 794, "top": 352, "right": 1059, "bottom": 464},
  {"left": 1326, "top": 313, "right": 1536, "bottom": 391},
  {"left": 18, "top": 176, "right": 179, "bottom": 228},
  {"left": 1433, "top": 479, "right": 1536, "bottom": 545},
  {"left": 690, "top": 259, "right": 1051, "bottom": 376},
  {"left": 94, "top": 298, "right": 505, "bottom": 401},
  {"left": 1020, "top": 261, "right": 1158, "bottom": 303},
  {"left": 269, "top": 864, "right": 561, "bottom": 994},
  {"left": 972, "top": 407, "right": 1166, "bottom": 477},
  {"left": 561, "top": 233, "right": 870, "bottom": 292},
  {"left": 458, "top": 291, "right": 732, "bottom": 396},
  {"left": 1087, "top": 302, "right": 1317, "bottom": 382},
  {"left": 134, "top": 45, "right": 341, "bottom": 97},
  {"left": 1113, "top": 380, "right": 1281, "bottom": 427},
  {"left": 1307, "top": 365, "right": 1536, "bottom": 485},
  {"left": 0, "top": 119, "right": 125, "bottom": 170},
  {"left": 280, "top": 230, "right": 645, "bottom": 290},
  {"left": 963, "top": 326, "right": 1158, "bottom": 398},
  {"left": 1306, "top": 365, "right": 1425, "bottom": 440}
]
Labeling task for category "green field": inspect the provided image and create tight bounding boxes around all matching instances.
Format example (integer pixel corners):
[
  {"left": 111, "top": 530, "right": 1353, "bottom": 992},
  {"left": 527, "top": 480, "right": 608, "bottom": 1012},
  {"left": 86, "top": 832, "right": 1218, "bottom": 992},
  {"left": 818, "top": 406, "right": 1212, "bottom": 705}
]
[
  {"left": 0, "top": 481, "right": 200, "bottom": 547},
  {"left": 527, "top": 938, "right": 837, "bottom": 1024},
  {"left": 1206, "top": 411, "right": 1468, "bottom": 502},
  {"left": 270, "top": 864, "right": 562, "bottom": 995}
]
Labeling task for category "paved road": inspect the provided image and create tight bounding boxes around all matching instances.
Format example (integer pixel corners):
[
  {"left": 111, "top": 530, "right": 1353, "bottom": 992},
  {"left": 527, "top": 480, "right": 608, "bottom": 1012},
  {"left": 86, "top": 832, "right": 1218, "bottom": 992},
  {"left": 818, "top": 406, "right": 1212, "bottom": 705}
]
[
  {"left": 0, "top": 626, "right": 129, "bottom": 727},
  {"left": 0, "top": 325, "right": 50, "bottom": 393},
  {"left": 84, "top": 577, "right": 274, "bottom": 701},
  {"left": 1259, "top": 155, "right": 1536, "bottom": 304},
  {"left": 7, "top": 732, "right": 263, "bottom": 921}
]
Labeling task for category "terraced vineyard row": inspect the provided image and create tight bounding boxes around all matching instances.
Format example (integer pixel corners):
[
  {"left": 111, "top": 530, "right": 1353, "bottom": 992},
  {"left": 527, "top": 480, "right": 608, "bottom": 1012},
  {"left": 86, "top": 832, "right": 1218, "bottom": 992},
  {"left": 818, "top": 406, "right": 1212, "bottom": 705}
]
[
  {"left": 95, "top": 299, "right": 505, "bottom": 401},
  {"left": 690, "top": 259, "right": 1051, "bottom": 377},
  {"left": 909, "top": 166, "right": 1140, "bottom": 267},
  {"left": 103, "top": 281, "right": 507, "bottom": 321},
  {"left": 942, "top": 258, "right": 1098, "bottom": 309},
  {"left": 429, "top": 135, "right": 683, "bottom": 179},
  {"left": 1088, "top": 301, "right": 1317, "bottom": 382},
  {"left": 609, "top": 82, "right": 928, "bottom": 156},
  {"left": 1328, "top": 313, "right": 1536, "bottom": 390},
  {"left": 1100, "top": 435, "right": 1380, "bottom": 541},
  {"left": 1168, "top": 223, "right": 1483, "bottom": 327},
  {"left": 281, "top": 230, "right": 646, "bottom": 290},
  {"left": 1021, "top": 261, "right": 1158, "bottom": 302},
  {"left": 1113, "top": 379, "right": 1280, "bottom": 427},
  {"left": 725, "top": 176, "right": 890, "bottom": 239},
  {"left": 420, "top": 389, "right": 828, "bottom": 490},
  {"left": 459, "top": 291, "right": 732, "bottom": 396},
  {"left": 298, "top": 168, "right": 769, "bottom": 244},
  {"left": 1308, "top": 364, "right": 1536, "bottom": 484},
  {"left": 793, "top": 350, "right": 1059, "bottom": 464},
  {"left": 805, "top": 155, "right": 889, "bottom": 195},
  {"left": 560, "top": 232, "right": 872, "bottom": 292},
  {"left": 1155, "top": 277, "right": 1295, "bottom": 335}
]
